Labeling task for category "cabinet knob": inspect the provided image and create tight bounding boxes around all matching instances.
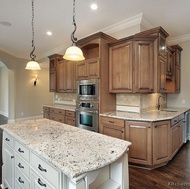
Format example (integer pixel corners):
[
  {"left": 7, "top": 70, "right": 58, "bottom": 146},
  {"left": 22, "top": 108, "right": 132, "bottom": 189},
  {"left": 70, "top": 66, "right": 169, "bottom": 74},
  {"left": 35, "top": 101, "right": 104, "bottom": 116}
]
[
  {"left": 109, "top": 121, "right": 114, "bottom": 124},
  {"left": 18, "top": 163, "right": 24, "bottom": 169},
  {"left": 11, "top": 156, "right": 14, "bottom": 159},
  {"left": 18, "top": 177, "right": 24, "bottom": 184},
  {"left": 5, "top": 138, "right": 10, "bottom": 142},
  {"left": 18, "top": 148, "right": 24, "bottom": 153},
  {"left": 38, "top": 164, "right": 47, "bottom": 172}
]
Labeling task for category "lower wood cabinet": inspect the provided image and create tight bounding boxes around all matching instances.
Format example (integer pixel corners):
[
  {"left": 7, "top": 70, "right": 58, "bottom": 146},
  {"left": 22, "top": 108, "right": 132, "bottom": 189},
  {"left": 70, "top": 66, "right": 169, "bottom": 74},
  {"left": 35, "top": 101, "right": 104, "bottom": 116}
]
[
  {"left": 99, "top": 116, "right": 125, "bottom": 140},
  {"left": 125, "top": 120, "right": 171, "bottom": 168}
]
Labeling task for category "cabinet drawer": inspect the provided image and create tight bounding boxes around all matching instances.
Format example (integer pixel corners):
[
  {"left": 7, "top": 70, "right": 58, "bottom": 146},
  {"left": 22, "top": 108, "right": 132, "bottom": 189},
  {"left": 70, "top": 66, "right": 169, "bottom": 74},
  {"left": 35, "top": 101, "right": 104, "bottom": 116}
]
[
  {"left": 31, "top": 152, "right": 60, "bottom": 189},
  {"left": 50, "top": 108, "right": 65, "bottom": 115},
  {"left": 15, "top": 154, "right": 30, "bottom": 178},
  {"left": 178, "top": 113, "right": 184, "bottom": 121},
  {"left": 43, "top": 107, "right": 50, "bottom": 112},
  {"left": 15, "top": 141, "right": 30, "bottom": 162},
  {"left": 66, "top": 110, "right": 75, "bottom": 117},
  {"left": 49, "top": 113, "right": 65, "bottom": 123},
  {"left": 3, "top": 132, "right": 14, "bottom": 148},
  {"left": 171, "top": 116, "right": 179, "bottom": 126},
  {"left": 101, "top": 117, "right": 124, "bottom": 127},
  {"left": 15, "top": 168, "right": 30, "bottom": 189}
]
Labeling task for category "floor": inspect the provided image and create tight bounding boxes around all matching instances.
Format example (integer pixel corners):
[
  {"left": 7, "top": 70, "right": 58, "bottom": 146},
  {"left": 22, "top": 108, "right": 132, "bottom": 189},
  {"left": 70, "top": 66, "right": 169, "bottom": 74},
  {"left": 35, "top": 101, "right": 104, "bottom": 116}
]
[{"left": 129, "top": 141, "right": 190, "bottom": 189}]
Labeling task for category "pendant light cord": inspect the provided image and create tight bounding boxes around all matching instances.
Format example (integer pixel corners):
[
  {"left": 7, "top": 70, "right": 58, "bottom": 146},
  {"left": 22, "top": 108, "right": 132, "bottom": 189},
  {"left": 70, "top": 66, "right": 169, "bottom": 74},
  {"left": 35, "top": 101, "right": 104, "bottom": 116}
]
[
  {"left": 71, "top": 0, "right": 77, "bottom": 44},
  {"left": 30, "top": 0, "right": 36, "bottom": 61}
]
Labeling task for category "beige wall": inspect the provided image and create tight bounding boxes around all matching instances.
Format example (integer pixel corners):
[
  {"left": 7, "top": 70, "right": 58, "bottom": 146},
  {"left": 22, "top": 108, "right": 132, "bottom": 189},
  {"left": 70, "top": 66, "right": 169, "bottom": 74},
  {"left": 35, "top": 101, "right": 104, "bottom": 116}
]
[
  {"left": 167, "top": 40, "right": 190, "bottom": 108},
  {"left": 0, "top": 50, "right": 53, "bottom": 121}
]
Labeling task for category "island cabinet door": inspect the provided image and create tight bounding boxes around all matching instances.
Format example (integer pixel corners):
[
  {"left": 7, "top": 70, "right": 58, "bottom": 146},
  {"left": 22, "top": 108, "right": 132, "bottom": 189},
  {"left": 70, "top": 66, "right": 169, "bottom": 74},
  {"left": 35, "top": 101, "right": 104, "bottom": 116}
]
[
  {"left": 125, "top": 121, "right": 152, "bottom": 165},
  {"left": 152, "top": 121, "right": 170, "bottom": 166}
]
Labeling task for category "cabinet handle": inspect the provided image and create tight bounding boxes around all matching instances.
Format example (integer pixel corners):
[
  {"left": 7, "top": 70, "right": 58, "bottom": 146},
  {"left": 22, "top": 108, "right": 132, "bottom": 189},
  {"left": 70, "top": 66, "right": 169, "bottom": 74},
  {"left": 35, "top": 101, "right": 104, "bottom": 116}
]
[
  {"left": 38, "top": 164, "right": 47, "bottom": 172},
  {"left": 109, "top": 121, "right": 114, "bottom": 124},
  {"left": 18, "top": 177, "right": 24, "bottom": 184},
  {"left": 38, "top": 178, "right": 47, "bottom": 187},
  {"left": 5, "top": 138, "right": 10, "bottom": 141},
  {"left": 11, "top": 156, "right": 14, "bottom": 159},
  {"left": 18, "top": 163, "right": 24, "bottom": 169},
  {"left": 18, "top": 148, "right": 24, "bottom": 153},
  {"left": 130, "top": 125, "right": 147, "bottom": 129}
]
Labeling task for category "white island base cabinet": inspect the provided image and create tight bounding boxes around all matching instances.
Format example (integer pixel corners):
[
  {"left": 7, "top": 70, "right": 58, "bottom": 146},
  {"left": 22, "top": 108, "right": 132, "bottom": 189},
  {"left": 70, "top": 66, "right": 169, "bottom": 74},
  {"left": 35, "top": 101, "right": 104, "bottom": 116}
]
[{"left": 67, "top": 152, "right": 129, "bottom": 189}]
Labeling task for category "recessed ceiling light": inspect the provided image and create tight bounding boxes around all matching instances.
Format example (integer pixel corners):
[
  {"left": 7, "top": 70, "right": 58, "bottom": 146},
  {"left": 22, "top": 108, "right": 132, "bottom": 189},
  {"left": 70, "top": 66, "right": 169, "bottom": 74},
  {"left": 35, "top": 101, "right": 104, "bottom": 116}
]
[
  {"left": 91, "top": 3, "right": 98, "bottom": 10},
  {"left": 0, "top": 21, "right": 11, "bottom": 26},
  {"left": 47, "top": 31, "right": 52, "bottom": 36}
]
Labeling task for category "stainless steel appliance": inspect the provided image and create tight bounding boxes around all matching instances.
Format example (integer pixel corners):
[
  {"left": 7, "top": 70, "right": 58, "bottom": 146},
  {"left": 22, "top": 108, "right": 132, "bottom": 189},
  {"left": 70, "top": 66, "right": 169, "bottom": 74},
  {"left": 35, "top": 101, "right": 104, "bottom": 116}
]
[
  {"left": 77, "top": 79, "right": 99, "bottom": 101},
  {"left": 76, "top": 101, "right": 99, "bottom": 132},
  {"left": 184, "top": 111, "right": 190, "bottom": 143}
]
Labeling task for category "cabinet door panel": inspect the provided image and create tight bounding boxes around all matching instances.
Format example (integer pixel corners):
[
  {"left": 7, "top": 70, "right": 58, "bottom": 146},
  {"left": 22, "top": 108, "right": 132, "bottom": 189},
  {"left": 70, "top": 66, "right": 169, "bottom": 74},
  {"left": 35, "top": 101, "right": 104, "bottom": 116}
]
[
  {"left": 57, "top": 61, "right": 65, "bottom": 92},
  {"left": 87, "top": 58, "right": 99, "bottom": 79},
  {"left": 158, "top": 57, "right": 166, "bottom": 93},
  {"left": 134, "top": 41, "right": 154, "bottom": 92},
  {"left": 49, "top": 70, "right": 56, "bottom": 92},
  {"left": 65, "top": 61, "right": 75, "bottom": 92},
  {"left": 76, "top": 61, "right": 86, "bottom": 80},
  {"left": 109, "top": 42, "right": 133, "bottom": 93},
  {"left": 103, "top": 125, "right": 124, "bottom": 140}
]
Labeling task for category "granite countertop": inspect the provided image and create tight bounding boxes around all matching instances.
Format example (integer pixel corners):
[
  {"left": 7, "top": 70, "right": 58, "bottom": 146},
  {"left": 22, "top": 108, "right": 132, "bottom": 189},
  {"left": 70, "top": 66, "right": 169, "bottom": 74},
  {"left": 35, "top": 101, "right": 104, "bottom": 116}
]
[
  {"left": 1, "top": 119, "right": 131, "bottom": 178},
  {"left": 100, "top": 107, "right": 190, "bottom": 121},
  {"left": 43, "top": 104, "right": 76, "bottom": 111}
]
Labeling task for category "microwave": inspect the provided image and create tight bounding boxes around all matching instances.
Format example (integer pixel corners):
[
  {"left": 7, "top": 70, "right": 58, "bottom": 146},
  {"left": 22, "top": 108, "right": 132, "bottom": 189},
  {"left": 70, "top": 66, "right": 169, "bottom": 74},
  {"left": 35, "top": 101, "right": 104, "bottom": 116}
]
[{"left": 77, "top": 79, "right": 99, "bottom": 100}]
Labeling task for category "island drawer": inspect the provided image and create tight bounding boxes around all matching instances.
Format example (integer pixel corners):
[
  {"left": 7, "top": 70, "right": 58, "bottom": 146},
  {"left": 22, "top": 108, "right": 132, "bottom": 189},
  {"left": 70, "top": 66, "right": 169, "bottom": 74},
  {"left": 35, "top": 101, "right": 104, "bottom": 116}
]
[
  {"left": 178, "top": 113, "right": 184, "bottom": 121},
  {"left": 30, "top": 152, "right": 60, "bottom": 189},
  {"left": 3, "top": 132, "right": 14, "bottom": 148},
  {"left": 66, "top": 110, "right": 75, "bottom": 117},
  {"left": 43, "top": 106, "right": 50, "bottom": 112},
  {"left": 15, "top": 168, "right": 30, "bottom": 189},
  {"left": 50, "top": 108, "right": 65, "bottom": 115},
  {"left": 15, "top": 154, "right": 30, "bottom": 178},
  {"left": 15, "top": 141, "right": 30, "bottom": 162},
  {"left": 101, "top": 117, "right": 124, "bottom": 127}
]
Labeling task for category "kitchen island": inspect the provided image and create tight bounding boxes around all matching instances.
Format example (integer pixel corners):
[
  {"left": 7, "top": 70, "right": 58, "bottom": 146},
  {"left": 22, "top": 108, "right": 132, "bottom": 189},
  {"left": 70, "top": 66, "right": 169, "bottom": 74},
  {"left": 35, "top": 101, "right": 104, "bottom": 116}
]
[{"left": 1, "top": 118, "right": 131, "bottom": 189}]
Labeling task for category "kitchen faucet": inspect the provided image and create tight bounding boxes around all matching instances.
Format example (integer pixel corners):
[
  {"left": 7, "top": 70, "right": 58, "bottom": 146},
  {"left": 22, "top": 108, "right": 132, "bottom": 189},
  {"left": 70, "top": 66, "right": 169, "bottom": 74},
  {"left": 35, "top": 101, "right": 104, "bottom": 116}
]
[{"left": 157, "top": 96, "right": 165, "bottom": 110}]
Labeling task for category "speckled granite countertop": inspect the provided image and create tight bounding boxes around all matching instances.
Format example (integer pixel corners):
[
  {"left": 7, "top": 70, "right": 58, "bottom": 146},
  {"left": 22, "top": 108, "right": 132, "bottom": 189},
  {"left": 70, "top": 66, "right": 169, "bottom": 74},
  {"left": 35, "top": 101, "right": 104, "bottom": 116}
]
[
  {"left": 43, "top": 104, "right": 76, "bottom": 111},
  {"left": 1, "top": 119, "right": 131, "bottom": 178},
  {"left": 100, "top": 107, "right": 189, "bottom": 121}
]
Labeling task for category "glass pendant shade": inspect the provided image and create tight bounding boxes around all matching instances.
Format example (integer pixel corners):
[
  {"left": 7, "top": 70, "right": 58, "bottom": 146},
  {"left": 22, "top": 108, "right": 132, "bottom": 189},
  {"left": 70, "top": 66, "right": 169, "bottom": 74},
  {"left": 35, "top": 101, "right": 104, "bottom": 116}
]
[
  {"left": 25, "top": 60, "right": 41, "bottom": 70},
  {"left": 63, "top": 45, "right": 85, "bottom": 61}
]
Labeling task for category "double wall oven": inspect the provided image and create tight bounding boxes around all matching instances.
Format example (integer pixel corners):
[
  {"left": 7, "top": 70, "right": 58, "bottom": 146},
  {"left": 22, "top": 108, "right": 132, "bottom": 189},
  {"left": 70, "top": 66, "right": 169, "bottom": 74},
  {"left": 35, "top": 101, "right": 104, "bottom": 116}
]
[{"left": 76, "top": 79, "right": 99, "bottom": 132}]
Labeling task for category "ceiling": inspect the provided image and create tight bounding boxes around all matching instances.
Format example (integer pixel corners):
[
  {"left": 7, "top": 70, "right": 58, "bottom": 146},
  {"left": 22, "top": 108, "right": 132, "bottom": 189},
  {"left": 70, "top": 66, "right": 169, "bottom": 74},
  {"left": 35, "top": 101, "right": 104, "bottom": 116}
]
[{"left": 0, "top": 0, "right": 190, "bottom": 61}]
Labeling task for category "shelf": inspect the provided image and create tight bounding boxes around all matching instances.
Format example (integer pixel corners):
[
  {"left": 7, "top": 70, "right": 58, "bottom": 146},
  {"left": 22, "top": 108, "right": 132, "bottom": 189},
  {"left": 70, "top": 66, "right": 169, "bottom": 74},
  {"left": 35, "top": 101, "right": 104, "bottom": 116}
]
[{"left": 97, "top": 179, "right": 120, "bottom": 189}]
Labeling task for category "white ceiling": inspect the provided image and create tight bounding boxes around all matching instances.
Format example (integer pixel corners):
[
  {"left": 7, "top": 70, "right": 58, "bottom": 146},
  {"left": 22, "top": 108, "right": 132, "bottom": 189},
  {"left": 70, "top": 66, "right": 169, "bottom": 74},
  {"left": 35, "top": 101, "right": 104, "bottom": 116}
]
[{"left": 0, "top": 0, "right": 190, "bottom": 61}]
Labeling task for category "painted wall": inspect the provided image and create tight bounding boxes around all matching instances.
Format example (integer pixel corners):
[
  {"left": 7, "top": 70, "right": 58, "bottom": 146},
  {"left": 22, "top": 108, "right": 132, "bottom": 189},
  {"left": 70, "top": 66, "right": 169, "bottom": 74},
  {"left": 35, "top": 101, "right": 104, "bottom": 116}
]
[
  {"left": 167, "top": 40, "right": 190, "bottom": 108},
  {"left": 0, "top": 65, "right": 9, "bottom": 116}
]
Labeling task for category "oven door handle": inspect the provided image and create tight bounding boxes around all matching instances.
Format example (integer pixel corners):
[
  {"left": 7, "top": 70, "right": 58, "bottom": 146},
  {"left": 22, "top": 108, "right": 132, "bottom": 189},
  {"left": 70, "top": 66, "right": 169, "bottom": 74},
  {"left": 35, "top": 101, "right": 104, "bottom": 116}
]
[{"left": 76, "top": 109, "right": 98, "bottom": 114}]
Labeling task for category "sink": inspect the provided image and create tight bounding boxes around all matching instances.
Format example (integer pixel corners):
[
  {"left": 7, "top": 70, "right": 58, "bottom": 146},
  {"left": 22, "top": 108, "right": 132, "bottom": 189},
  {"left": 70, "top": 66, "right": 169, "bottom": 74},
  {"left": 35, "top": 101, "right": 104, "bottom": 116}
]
[{"left": 160, "top": 109, "right": 177, "bottom": 112}]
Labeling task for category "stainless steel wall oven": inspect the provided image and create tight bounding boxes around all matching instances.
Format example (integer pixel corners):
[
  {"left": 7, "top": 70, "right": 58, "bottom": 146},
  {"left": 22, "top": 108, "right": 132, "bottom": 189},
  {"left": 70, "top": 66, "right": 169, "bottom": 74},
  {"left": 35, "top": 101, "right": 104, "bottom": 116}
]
[{"left": 76, "top": 101, "right": 99, "bottom": 132}]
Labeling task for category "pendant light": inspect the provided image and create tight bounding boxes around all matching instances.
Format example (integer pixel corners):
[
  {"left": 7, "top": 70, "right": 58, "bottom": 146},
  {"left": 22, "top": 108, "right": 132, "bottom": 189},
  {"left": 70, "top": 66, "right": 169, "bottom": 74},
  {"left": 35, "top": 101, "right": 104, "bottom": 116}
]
[
  {"left": 63, "top": 0, "right": 85, "bottom": 61},
  {"left": 25, "top": 0, "right": 41, "bottom": 70}
]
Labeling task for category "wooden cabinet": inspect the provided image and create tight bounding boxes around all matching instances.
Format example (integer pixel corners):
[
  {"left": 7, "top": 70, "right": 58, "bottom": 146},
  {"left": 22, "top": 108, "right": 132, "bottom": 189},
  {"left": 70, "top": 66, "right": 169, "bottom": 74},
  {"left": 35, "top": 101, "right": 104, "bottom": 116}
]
[
  {"left": 166, "top": 45, "right": 174, "bottom": 80},
  {"left": 152, "top": 121, "right": 170, "bottom": 165},
  {"left": 170, "top": 114, "right": 184, "bottom": 159},
  {"left": 65, "top": 110, "right": 76, "bottom": 126},
  {"left": 48, "top": 54, "right": 63, "bottom": 92},
  {"left": 49, "top": 108, "right": 65, "bottom": 123},
  {"left": 166, "top": 45, "right": 183, "bottom": 93},
  {"left": 100, "top": 116, "right": 125, "bottom": 140},
  {"left": 43, "top": 106, "right": 50, "bottom": 119},
  {"left": 109, "top": 37, "right": 155, "bottom": 93},
  {"left": 125, "top": 121, "right": 152, "bottom": 165},
  {"left": 76, "top": 58, "right": 99, "bottom": 80},
  {"left": 158, "top": 57, "right": 167, "bottom": 93},
  {"left": 56, "top": 60, "right": 65, "bottom": 92}
]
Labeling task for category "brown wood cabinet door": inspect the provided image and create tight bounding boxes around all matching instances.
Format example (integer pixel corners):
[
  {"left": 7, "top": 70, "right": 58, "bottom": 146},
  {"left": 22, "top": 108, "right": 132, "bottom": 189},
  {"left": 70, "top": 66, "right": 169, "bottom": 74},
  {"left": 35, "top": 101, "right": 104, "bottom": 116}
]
[
  {"left": 171, "top": 124, "right": 180, "bottom": 158},
  {"left": 57, "top": 61, "right": 65, "bottom": 92},
  {"left": 134, "top": 40, "right": 154, "bottom": 93},
  {"left": 102, "top": 125, "right": 124, "bottom": 140},
  {"left": 109, "top": 41, "right": 133, "bottom": 93},
  {"left": 87, "top": 58, "right": 99, "bottom": 79},
  {"left": 158, "top": 57, "right": 167, "bottom": 93},
  {"left": 76, "top": 61, "right": 87, "bottom": 80},
  {"left": 166, "top": 45, "right": 174, "bottom": 80},
  {"left": 64, "top": 61, "right": 75, "bottom": 92},
  {"left": 125, "top": 121, "right": 152, "bottom": 165},
  {"left": 153, "top": 121, "right": 170, "bottom": 165},
  {"left": 175, "top": 65, "right": 180, "bottom": 93},
  {"left": 65, "top": 116, "right": 76, "bottom": 126},
  {"left": 49, "top": 70, "right": 56, "bottom": 92}
]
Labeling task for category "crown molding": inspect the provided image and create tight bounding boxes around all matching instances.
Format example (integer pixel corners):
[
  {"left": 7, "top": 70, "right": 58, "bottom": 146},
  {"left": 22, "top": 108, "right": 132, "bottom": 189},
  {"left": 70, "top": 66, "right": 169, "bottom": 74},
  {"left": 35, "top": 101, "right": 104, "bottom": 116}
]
[{"left": 168, "top": 33, "right": 190, "bottom": 45}]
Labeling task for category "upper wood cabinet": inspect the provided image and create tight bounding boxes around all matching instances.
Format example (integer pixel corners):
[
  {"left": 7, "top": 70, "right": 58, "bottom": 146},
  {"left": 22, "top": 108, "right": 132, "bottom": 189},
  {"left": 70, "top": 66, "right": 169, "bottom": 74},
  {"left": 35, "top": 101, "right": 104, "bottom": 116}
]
[
  {"left": 109, "top": 36, "right": 155, "bottom": 93},
  {"left": 76, "top": 58, "right": 99, "bottom": 80},
  {"left": 48, "top": 54, "right": 63, "bottom": 92},
  {"left": 166, "top": 45, "right": 183, "bottom": 93},
  {"left": 165, "top": 45, "right": 174, "bottom": 80}
]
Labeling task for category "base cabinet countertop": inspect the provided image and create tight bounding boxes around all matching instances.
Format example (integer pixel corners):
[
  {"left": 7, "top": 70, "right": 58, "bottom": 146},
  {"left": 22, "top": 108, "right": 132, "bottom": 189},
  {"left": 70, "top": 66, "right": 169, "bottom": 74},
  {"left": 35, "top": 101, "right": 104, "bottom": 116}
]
[{"left": 1, "top": 119, "right": 131, "bottom": 189}]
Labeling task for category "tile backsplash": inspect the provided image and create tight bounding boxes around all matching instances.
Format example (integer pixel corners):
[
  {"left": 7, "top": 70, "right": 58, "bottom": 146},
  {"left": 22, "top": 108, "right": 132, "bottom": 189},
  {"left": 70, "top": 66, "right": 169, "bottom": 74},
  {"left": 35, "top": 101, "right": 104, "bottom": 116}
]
[
  {"left": 54, "top": 93, "right": 77, "bottom": 105},
  {"left": 116, "top": 93, "right": 167, "bottom": 113}
]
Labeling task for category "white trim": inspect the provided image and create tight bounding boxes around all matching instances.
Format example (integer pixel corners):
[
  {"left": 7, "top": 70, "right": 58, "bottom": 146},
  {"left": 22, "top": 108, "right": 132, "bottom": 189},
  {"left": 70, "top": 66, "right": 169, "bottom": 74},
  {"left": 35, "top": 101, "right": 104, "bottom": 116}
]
[
  {"left": 0, "top": 111, "right": 8, "bottom": 117},
  {"left": 168, "top": 33, "right": 190, "bottom": 44},
  {"left": 15, "top": 115, "right": 43, "bottom": 122}
]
